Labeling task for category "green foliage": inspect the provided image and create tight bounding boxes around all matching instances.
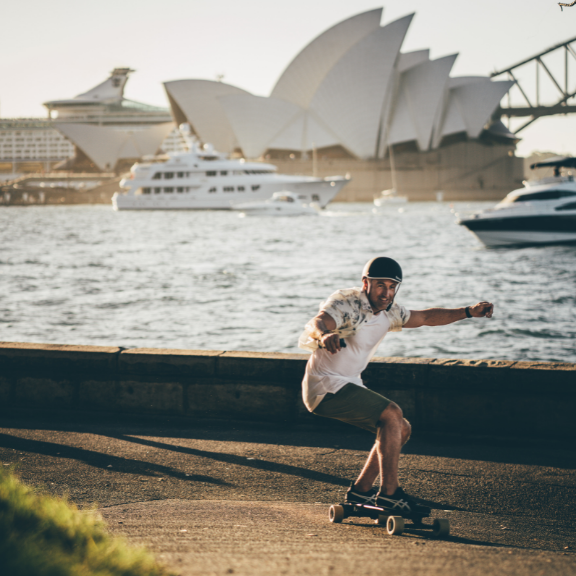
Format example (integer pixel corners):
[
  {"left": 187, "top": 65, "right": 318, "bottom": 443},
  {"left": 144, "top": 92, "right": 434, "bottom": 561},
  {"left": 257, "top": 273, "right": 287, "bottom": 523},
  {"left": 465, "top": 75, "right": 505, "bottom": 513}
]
[{"left": 0, "top": 467, "right": 171, "bottom": 576}]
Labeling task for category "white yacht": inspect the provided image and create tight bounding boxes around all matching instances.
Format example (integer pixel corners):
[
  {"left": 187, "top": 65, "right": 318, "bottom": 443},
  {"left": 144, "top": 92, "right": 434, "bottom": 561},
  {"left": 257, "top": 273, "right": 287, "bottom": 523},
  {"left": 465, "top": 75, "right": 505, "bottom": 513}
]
[
  {"left": 112, "top": 130, "right": 350, "bottom": 211},
  {"left": 373, "top": 188, "right": 408, "bottom": 206},
  {"left": 458, "top": 157, "right": 576, "bottom": 247},
  {"left": 233, "top": 191, "right": 319, "bottom": 217}
]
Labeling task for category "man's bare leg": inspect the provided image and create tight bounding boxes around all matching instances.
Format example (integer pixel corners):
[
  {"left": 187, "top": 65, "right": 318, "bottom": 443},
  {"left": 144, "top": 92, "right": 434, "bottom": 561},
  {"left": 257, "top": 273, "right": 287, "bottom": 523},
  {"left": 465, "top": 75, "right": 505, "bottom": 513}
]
[
  {"left": 353, "top": 403, "right": 411, "bottom": 494},
  {"left": 353, "top": 444, "right": 379, "bottom": 492}
]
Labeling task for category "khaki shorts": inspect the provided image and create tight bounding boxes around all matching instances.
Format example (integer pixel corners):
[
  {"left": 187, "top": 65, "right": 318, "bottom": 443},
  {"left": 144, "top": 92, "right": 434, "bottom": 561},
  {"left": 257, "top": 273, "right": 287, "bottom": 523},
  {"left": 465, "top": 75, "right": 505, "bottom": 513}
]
[{"left": 312, "top": 383, "right": 391, "bottom": 434}]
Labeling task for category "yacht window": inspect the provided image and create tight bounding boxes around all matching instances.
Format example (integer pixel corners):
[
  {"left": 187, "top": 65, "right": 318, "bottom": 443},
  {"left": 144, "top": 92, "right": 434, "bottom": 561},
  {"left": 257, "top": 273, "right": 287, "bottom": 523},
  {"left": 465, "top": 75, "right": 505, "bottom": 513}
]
[
  {"left": 555, "top": 201, "right": 576, "bottom": 211},
  {"left": 312, "top": 194, "right": 320, "bottom": 202},
  {"left": 152, "top": 173, "right": 161, "bottom": 180},
  {"left": 164, "top": 187, "right": 174, "bottom": 193},
  {"left": 177, "top": 172, "right": 184, "bottom": 178},
  {"left": 164, "top": 172, "right": 174, "bottom": 179},
  {"left": 238, "top": 186, "right": 245, "bottom": 192},
  {"left": 251, "top": 185, "right": 260, "bottom": 191},
  {"left": 186, "top": 172, "right": 191, "bottom": 177},
  {"left": 177, "top": 187, "right": 184, "bottom": 193},
  {"left": 206, "top": 171, "right": 216, "bottom": 177},
  {"left": 220, "top": 171, "right": 228, "bottom": 176},
  {"left": 223, "top": 186, "right": 234, "bottom": 192},
  {"left": 154, "top": 187, "right": 161, "bottom": 194},
  {"left": 143, "top": 187, "right": 151, "bottom": 194},
  {"left": 512, "top": 190, "right": 576, "bottom": 203},
  {"left": 208, "top": 187, "right": 217, "bottom": 193}
]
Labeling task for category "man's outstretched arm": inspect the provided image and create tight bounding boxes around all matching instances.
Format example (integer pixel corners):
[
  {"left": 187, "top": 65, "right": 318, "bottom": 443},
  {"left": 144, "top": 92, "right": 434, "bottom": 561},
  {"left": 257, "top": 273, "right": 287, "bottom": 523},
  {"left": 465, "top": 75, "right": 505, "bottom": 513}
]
[{"left": 404, "top": 301, "right": 494, "bottom": 329}]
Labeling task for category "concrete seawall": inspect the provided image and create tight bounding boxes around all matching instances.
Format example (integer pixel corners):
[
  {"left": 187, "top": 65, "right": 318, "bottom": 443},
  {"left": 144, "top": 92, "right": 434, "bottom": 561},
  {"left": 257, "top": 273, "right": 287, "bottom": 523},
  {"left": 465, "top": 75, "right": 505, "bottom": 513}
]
[{"left": 1, "top": 341, "right": 574, "bottom": 438}]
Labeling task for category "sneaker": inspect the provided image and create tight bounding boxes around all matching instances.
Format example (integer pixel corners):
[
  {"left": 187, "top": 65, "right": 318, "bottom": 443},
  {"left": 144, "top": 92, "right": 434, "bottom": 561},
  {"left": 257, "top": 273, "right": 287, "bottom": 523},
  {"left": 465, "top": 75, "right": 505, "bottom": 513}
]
[
  {"left": 345, "top": 482, "right": 378, "bottom": 505},
  {"left": 375, "top": 487, "right": 430, "bottom": 515}
]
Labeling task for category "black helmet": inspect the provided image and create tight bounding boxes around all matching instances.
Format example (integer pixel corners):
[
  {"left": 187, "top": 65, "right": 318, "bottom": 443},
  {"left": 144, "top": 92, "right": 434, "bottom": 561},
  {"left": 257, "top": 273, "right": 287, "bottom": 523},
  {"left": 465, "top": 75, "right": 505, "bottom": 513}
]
[{"left": 362, "top": 257, "right": 402, "bottom": 283}]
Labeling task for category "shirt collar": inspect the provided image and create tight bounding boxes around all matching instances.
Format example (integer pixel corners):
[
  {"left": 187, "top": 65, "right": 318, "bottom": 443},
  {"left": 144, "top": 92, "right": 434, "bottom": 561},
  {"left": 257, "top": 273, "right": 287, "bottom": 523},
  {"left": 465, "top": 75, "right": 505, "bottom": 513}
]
[{"left": 359, "top": 289, "right": 374, "bottom": 314}]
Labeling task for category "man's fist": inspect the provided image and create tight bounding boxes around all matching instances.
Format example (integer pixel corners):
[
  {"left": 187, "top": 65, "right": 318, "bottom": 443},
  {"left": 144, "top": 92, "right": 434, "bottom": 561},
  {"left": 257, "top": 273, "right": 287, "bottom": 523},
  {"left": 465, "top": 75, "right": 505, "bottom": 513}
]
[
  {"left": 470, "top": 301, "right": 494, "bottom": 318},
  {"left": 320, "top": 333, "right": 342, "bottom": 354}
]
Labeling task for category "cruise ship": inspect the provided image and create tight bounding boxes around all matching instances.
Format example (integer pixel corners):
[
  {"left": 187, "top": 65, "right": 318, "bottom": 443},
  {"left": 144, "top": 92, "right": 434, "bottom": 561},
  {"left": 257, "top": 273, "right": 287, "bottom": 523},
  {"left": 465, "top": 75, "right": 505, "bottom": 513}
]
[
  {"left": 0, "top": 68, "right": 184, "bottom": 180},
  {"left": 112, "top": 134, "right": 350, "bottom": 210}
]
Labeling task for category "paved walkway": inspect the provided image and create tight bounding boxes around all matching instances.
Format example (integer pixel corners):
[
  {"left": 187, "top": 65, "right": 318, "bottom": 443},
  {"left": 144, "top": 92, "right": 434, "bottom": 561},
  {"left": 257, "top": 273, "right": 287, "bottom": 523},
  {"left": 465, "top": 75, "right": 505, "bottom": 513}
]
[{"left": 1, "top": 418, "right": 575, "bottom": 575}]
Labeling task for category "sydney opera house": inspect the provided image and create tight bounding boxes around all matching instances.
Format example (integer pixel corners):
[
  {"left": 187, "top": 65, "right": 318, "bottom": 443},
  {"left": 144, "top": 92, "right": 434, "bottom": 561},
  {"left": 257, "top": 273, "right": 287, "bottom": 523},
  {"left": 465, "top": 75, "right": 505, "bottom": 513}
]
[{"left": 164, "top": 8, "right": 524, "bottom": 200}]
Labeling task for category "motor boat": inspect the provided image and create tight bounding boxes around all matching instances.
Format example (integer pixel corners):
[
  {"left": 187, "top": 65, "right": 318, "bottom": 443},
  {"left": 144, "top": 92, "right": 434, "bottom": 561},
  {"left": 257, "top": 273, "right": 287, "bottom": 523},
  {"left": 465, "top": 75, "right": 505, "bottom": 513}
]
[
  {"left": 373, "top": 188, "right": 408, "bottom": 206},
  {"left": 232, "top": 191, "right": 319, "bottom": 217},
  {"left": 458, "top": 156, "right": 576, "bottom": 247},
  {"left": 112, "top": 125, "right": 350, "bottom": 210}
]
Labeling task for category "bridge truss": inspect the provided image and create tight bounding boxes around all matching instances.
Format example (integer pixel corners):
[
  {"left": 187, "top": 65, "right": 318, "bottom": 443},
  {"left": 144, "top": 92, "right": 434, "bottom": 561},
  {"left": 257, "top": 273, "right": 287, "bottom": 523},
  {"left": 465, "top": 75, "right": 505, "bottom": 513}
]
[{"left": 491, "top": 36, "right": 576, "bottom": 133}]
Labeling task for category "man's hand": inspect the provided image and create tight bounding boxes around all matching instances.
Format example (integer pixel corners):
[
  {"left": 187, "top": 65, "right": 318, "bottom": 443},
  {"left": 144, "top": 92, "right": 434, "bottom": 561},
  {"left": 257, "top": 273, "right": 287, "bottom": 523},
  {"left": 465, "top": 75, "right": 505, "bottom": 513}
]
[
  {"left": 469, "top": 301, "right": 494, "bottom": 318},
  {"left": 320, "top": 333, "right": 342, "bottom": 354}
]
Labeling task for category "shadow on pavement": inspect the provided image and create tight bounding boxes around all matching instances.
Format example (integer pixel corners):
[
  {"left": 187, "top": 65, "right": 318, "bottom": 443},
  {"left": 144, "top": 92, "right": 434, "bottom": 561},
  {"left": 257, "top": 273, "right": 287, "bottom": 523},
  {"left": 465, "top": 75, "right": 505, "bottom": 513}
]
[
  {"left": 0, "top": 432, "right": 229, "bottom": 486},
  {"left": 103, "top": 432, "right": 352, "bottom": 487}
]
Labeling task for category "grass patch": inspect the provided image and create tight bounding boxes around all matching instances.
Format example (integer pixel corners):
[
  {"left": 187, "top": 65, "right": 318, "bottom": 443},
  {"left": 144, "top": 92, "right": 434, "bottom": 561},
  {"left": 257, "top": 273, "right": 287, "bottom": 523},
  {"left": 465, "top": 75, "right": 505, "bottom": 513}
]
[{"left": 0, "top": 466, "right": 172, "bottom": 576}]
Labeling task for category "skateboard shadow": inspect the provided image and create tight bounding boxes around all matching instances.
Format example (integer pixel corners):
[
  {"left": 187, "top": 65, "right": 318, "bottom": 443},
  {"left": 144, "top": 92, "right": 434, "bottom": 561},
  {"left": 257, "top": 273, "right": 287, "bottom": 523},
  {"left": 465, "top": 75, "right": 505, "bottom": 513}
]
[{"left": 343, "top": 522, "right": 553, "bottom": 551}]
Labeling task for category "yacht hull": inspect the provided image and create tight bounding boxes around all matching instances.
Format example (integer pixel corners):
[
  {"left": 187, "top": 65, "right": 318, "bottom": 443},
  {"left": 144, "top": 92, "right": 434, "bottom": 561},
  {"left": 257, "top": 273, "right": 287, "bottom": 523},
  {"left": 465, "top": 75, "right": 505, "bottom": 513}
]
[
  {"left": 460, "top": 214, "right": 576, "bottom": 247},
  {"left": 113, "top": 178, "right": 347, "bottom": 211}
]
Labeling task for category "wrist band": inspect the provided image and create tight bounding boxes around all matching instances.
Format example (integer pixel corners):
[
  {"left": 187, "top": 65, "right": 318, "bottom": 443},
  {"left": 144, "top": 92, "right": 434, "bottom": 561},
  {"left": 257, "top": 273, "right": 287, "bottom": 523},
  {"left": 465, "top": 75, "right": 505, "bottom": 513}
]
[{"left": 465, "top": 306, "right": 472, "bottom": 318}]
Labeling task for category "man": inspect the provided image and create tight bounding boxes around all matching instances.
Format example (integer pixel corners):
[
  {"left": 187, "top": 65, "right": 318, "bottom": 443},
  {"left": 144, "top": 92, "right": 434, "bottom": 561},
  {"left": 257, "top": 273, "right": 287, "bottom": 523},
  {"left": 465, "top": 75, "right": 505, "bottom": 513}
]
[{"left": 298, "top": 256, "right": 494, "bottom": 512}]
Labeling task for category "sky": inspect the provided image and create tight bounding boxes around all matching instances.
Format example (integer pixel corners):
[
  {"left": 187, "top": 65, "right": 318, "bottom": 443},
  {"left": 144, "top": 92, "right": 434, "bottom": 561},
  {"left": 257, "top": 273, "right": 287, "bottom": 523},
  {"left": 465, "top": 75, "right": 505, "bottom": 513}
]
[{"left": 2, "top": 0, "right": 576, "bottom": 157}]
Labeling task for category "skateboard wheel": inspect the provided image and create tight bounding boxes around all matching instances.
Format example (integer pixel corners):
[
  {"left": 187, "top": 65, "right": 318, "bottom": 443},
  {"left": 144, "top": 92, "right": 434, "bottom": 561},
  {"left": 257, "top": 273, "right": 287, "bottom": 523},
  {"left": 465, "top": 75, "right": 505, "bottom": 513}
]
[
  {"left": 432, "top": 518, "right": 450, "bottom": 538},
  {"left": 329, "top": 505, "right": 344, "bottom": 524},
  {"left": 386, "top": 516, "right": 405, "bottom": 535}
]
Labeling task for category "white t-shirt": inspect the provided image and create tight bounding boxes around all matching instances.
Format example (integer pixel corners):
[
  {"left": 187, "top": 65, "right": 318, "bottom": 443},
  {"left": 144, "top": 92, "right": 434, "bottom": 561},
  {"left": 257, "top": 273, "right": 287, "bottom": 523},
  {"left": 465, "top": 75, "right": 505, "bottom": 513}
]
[{"left": 303, "top": 309, "right": 406, "bottom": 411}]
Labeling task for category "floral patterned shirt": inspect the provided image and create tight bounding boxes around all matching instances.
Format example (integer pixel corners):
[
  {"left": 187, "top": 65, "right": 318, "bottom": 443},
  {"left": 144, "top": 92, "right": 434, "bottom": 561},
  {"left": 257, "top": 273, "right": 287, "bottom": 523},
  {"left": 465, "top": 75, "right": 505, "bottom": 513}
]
[{"left": 298, "top": 286, "right": 410, "bottom": 352}]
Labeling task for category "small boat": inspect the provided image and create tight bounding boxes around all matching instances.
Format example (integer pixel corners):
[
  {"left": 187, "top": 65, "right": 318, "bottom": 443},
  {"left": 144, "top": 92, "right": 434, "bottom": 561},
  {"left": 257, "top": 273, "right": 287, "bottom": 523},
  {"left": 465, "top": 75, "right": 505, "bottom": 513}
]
[
  {"left": 458, "top": 156, "right": 576, "bottom": 247},
  {"left": 232, "top": 191, "right": 320, "bottom": 217},
  {"left": 373, "top": 188, "right": 408, "bottom": 206}
]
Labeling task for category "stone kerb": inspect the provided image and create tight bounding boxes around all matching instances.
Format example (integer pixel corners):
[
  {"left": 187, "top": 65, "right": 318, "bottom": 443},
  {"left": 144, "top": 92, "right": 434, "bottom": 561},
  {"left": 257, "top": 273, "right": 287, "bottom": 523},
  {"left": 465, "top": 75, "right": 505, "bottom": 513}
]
[
  {"left": 0, "top": 342, "right": 121, "bottom": 410},
  {"left": 118, "top": 348, "right": 224, "bottom": 378},
  {"left": 0, "top": 341, "right": 120, "bottom": 375},
  {"left": 208, "top": 351, "right": 309, "bottom": 422},
  {"left": 116, "top": 348, "right": 225, "bottom": 417},
  {"left": 114, "top": 349, "right": 309, "bottom": 421}
]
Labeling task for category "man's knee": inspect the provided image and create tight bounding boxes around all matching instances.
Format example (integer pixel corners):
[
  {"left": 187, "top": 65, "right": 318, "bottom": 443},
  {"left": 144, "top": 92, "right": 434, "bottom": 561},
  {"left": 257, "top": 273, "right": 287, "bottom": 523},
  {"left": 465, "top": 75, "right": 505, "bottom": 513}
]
[
  {"left": 402, "top": 418, "right": 412, "bottom": 443},
  {"left": 378, "top": 401, "right": 403, "bottom": 425}
]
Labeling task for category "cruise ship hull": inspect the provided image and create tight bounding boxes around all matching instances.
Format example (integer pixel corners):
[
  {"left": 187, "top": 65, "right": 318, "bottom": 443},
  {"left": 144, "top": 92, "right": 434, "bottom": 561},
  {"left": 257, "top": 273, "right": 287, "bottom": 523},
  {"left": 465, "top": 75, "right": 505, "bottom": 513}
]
[{"left": 113, "top": 178, "right": 348, "bottom": 211}]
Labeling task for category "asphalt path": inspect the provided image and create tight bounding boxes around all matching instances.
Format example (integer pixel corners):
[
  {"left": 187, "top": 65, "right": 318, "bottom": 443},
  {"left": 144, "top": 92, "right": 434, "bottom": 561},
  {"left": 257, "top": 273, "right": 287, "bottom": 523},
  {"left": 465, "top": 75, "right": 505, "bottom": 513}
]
[{"left": 1, "top": 417, "right": 575, "bottom": 576}]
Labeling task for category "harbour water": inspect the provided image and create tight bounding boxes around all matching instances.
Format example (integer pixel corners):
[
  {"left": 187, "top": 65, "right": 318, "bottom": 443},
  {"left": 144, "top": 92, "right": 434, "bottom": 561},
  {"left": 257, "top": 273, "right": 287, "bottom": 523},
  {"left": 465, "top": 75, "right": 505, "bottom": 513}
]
[{"left": 1, "top": 203, "right": 575, "bottom": 363}]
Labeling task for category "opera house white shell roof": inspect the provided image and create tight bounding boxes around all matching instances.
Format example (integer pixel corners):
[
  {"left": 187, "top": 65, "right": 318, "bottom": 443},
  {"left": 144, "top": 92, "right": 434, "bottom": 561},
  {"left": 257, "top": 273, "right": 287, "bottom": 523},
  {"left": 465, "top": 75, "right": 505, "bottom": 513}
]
[{"left": 164, "top": 8, "right": 513, "bottom": 159}]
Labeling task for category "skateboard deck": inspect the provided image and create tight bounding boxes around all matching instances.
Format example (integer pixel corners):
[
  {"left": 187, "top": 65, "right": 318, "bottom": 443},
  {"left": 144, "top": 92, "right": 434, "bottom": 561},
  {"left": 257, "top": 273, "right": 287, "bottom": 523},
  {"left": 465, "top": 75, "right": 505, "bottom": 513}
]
[{"left": 328, "top": 502, "right": 450, "bottom": 538}]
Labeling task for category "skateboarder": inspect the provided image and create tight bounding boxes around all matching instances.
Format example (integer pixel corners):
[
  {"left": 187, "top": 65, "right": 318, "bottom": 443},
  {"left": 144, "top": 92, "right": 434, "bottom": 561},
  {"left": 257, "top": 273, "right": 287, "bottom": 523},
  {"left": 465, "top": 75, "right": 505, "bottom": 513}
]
[{"left": 299, "top": 257, "right": 494, "bottom": 513}]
